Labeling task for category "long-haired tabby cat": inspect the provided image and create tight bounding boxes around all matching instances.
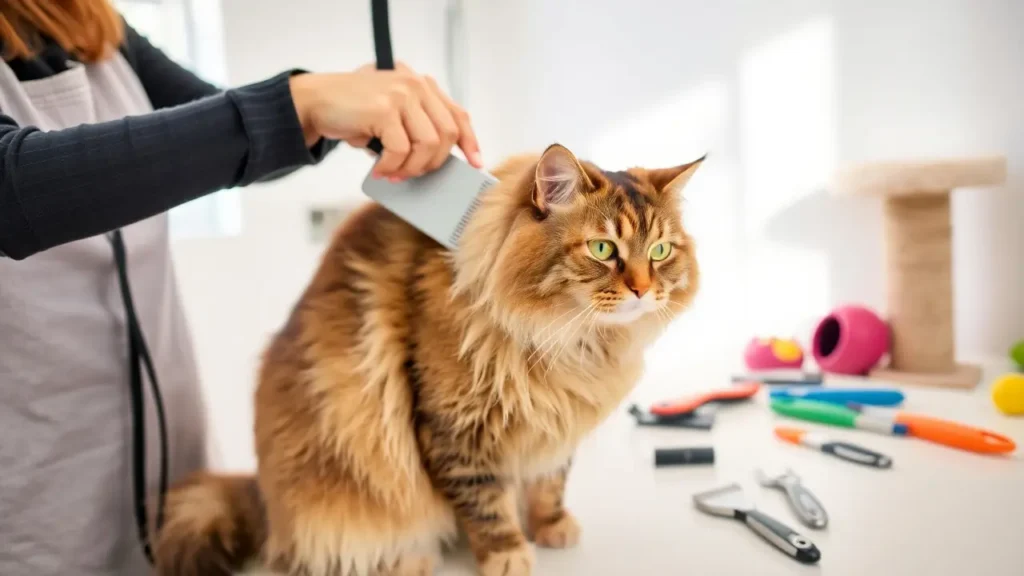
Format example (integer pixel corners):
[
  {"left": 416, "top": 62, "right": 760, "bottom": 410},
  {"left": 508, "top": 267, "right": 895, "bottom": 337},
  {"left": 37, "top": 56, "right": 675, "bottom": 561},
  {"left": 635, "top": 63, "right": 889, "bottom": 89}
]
[{"left": 154, "top": 144, "right": 704, "bottom": 576}]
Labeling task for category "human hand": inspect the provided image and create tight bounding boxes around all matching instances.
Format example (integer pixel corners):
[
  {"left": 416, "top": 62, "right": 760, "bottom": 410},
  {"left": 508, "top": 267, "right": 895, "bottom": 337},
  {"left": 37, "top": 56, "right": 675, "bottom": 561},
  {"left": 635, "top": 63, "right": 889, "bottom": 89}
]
[{"left": 289, "top": 63, "right": 483, "bottom": 181}]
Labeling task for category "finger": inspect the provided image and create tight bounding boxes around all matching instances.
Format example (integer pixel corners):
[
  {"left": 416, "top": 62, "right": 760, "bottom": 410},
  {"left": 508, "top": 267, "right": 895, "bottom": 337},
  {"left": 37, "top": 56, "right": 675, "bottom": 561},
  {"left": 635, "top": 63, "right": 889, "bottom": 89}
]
[
  {"left": 373, "top": 111, "right": 411, "bottom": 178},
  {"left": 423, "top": 75, "right": 482, "bottom": 167},
  {"left": 439, "top": 95, "right": 482, "bottom": 168},
  {"left": 395, "top": 101, "right": 440, "bottom": 179},
  {"left": 454, "top": 106, "right": 482, "bottom": 168},
  {"left": 420, "top": 77, "right": 459, "bottom": 171}
]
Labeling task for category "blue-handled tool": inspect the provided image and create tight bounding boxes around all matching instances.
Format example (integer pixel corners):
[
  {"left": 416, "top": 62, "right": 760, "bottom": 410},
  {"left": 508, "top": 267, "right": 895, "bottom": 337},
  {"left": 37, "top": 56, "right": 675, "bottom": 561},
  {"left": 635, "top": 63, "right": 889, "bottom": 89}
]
[{"left": 769, "top": 387, "right": 904, "bottom": 407}]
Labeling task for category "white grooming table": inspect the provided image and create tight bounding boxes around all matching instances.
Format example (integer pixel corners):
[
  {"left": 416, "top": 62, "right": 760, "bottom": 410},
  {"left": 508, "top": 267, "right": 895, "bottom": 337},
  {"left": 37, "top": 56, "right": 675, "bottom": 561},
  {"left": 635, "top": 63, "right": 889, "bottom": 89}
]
[{"left": 438, "top": 358, "right": 1024, "bottom": 576}]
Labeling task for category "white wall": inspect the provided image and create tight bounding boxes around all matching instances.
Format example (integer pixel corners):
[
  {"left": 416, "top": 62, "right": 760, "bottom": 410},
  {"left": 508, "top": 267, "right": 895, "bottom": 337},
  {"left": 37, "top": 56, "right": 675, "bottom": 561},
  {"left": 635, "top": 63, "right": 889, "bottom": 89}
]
[{"left": 172, "top": 0, "right": 1023, "bottom": 469}]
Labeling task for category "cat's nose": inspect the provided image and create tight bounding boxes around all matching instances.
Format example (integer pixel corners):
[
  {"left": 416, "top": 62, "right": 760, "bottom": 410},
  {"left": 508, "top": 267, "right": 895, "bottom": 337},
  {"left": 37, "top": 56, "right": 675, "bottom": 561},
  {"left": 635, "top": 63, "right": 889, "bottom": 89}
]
[
  {"left": 626, "top": 281, "right": 650, "bottom": 298},
  {"left": 624, "top": 267, "right": 651, "bottom": 298}
]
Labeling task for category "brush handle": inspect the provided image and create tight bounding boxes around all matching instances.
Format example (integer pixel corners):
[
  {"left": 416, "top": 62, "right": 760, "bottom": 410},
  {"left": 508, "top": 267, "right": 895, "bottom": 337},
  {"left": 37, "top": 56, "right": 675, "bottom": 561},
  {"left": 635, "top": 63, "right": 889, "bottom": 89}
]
[{"left": 742, "top": 509, "right": 821, "bottom": 564}]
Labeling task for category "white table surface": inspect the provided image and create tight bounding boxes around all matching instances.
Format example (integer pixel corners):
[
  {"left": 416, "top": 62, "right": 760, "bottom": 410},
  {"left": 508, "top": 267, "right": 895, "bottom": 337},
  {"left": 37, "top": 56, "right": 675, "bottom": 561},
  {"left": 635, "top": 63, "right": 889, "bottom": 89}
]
[{"left": 439, "top": 360, "right": 1024, "bottom": 576}]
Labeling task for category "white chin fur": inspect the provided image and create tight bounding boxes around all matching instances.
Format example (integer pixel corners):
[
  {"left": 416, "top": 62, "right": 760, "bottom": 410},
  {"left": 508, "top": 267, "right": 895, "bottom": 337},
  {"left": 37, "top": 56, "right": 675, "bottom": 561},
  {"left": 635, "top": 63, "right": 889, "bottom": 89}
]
[
  {"left": 597, "top": 308, "right": 648, "bottom": 325},
  {"left": 596, "top": 296, "right": 659, "bottom": 325}
]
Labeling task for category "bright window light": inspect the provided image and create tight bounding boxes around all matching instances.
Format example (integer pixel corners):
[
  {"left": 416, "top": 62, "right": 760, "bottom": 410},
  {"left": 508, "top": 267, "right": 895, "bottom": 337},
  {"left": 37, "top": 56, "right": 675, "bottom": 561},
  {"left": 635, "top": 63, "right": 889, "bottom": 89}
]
[{"left": 113, "top": 0, "right": 239, "bottom": 239}]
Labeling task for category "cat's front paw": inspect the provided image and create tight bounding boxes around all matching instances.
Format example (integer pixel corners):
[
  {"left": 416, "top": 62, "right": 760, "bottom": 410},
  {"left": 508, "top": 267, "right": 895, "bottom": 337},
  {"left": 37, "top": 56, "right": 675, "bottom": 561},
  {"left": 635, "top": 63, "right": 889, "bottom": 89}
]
[
  {"left": 478, "top": 544, "right": 535, "bottom": 576},
  {"left": 532, "top": 511, "right": 581, "bottom": 549}
]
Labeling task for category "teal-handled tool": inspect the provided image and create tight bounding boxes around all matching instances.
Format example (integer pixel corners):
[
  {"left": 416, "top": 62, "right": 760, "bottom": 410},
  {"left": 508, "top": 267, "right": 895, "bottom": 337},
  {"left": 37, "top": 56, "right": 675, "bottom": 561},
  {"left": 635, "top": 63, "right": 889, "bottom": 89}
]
[
  {"left": 770, "top": 398, "right": 908, "bottom": 436},
  {"left": 769, "top": 387, "right": 904, "bottom": 407}
]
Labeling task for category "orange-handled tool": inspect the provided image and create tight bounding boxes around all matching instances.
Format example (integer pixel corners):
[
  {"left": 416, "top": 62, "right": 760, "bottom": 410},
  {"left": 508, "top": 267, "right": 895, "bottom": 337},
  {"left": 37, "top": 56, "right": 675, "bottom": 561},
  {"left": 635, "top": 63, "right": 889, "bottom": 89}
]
[
  {"left": 896, "top": 412, "right": 1016, "bottom": 454},
  {"left": 649, "top": 381, "right": 761, "bottom": 417},
  {"left": 850, "top": 403, "right": 1017, "bottom": 455}
]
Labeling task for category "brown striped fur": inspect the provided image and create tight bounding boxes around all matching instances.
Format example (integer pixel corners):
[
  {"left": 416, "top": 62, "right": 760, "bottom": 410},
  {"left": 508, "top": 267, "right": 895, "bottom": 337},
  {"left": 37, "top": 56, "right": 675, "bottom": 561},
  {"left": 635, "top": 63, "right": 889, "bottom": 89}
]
[{"left": 155, "top": 144, "right": 704, "bottom": 576}]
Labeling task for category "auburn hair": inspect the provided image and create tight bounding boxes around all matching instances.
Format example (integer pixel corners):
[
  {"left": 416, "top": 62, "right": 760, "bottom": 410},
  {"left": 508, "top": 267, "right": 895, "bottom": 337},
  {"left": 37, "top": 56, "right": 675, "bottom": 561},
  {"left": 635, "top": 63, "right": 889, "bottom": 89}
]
[{"left": 0, "top": 0, "right": 123, "bottom": 63}]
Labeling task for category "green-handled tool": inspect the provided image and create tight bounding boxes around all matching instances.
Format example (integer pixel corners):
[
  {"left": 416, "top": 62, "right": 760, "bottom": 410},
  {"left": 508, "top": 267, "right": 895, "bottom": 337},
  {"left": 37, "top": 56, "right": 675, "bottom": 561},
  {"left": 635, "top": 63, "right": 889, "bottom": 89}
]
[{"left": 770, "top": 398, "right": 909, "bottom": 436}]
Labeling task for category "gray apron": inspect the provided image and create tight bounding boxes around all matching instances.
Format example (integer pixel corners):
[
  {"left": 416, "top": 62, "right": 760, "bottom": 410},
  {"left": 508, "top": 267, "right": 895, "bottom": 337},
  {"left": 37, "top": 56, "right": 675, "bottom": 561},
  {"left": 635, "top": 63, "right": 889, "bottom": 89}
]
[{"left": 0, "top": 53, "right": 207, "bottom": 575}]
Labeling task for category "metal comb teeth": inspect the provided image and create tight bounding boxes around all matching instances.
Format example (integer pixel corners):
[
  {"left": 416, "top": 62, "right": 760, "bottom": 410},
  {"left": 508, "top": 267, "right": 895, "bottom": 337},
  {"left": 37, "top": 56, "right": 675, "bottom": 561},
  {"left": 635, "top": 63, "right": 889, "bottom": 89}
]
[{"left": 447, "top": 181, "right": 488, "bottom": 247}]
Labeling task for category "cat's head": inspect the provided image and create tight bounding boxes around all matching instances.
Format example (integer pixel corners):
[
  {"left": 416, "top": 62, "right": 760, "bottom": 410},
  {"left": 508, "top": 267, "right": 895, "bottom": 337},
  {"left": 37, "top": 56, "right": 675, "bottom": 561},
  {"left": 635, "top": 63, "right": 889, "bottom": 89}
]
[{"left": 454, "top": 144, "right": 704, "bottom": 338}]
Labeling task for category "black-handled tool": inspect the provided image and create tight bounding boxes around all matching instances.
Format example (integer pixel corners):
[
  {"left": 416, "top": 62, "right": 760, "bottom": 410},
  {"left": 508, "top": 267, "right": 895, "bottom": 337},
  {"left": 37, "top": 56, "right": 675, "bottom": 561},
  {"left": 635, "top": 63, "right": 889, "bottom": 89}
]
[
  {"left": 776, "top": 426, "right": 894, "bottom": 469},
  {"left": 692, "top": 482, "right": 821, "bottom": 565},
  {"left": 823, "top": 440, "right": 892, "bottom": 468},
  {"left": 741, "top": 508, "right": 822, "bottom": 564},
  {"left": 367, "top": 0, "right": 394, "bottom": 155}
]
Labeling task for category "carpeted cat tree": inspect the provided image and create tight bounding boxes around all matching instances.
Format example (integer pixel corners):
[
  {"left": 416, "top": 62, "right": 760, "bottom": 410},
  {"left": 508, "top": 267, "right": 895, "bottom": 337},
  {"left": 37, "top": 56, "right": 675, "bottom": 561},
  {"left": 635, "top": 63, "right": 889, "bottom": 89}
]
[{"left": 832, "top": 155, "right": 1007, "bottom": 389}]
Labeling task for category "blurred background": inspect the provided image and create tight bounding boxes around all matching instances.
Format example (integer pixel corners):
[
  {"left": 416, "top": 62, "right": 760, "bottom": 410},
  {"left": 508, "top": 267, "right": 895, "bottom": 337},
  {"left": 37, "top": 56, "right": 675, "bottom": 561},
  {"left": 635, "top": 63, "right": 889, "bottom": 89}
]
[{"left": 114, "top": 0, "right": 1023, "bottom": 470}]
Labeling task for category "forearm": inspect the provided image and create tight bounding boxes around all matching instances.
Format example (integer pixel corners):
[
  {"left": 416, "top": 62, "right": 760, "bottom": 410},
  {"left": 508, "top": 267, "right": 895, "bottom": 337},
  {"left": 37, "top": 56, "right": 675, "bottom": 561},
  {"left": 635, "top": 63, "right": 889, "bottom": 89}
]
[{"left": 0, "top": 71, "right": 320, "bottom": 260}]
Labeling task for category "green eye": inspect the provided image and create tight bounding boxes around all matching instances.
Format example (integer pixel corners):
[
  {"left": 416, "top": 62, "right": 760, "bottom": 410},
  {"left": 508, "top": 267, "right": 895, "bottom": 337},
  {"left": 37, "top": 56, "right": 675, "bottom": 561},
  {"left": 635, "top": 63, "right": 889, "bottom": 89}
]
[
  {"left": 587, "top": 239, "right": 616, "bottom": 260},
  {"left": 649, "top": 242, "right": 672, "bottom": 261}
]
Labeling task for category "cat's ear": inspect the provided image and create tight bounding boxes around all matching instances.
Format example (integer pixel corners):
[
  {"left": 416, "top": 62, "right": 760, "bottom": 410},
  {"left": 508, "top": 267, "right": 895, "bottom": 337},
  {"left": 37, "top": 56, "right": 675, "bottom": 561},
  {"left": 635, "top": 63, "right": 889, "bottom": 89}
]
[
  {"left": 533, "top": 143, "right": 593, "bottom": 213},
  {"left": 648, "top": 154, "right": 707, "bottom": 195}
]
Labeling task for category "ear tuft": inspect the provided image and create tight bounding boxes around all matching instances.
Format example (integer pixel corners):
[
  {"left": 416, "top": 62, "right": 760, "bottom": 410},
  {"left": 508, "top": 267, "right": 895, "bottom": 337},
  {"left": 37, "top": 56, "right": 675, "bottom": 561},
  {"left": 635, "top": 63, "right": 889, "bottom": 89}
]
[
  {"left": 533, "top": 144, "right": 593, "bottom": 213},
  {"left": 648, "top": 153, "right": 707, "bottom": 195}
]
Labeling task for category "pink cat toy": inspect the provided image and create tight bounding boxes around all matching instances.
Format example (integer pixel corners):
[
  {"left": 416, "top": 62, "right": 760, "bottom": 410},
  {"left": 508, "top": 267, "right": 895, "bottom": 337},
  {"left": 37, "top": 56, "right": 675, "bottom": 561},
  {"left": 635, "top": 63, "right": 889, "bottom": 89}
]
[{"left": 811, "top": 305, "right": 890, "bottom": 375}]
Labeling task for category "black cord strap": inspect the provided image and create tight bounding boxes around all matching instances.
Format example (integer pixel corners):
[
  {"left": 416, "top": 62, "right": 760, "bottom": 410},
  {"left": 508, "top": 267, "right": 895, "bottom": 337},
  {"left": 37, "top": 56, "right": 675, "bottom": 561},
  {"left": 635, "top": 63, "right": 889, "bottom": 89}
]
[
  {"left": 110, "top": 230, "right": 169, "bottom": 564},
  {"left": 367, "top": 0, "right": 394, "bottom": 155}
]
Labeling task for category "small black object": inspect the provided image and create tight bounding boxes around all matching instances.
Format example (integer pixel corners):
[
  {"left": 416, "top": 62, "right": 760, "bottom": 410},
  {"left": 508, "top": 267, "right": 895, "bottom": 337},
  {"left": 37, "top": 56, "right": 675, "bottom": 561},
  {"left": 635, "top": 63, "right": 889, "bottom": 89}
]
[
  {"left": 628, "top": 404, "right": 715, "bottom": 430},
  {"left": 654, "top": 447, "right": 715, "bottom": 467}
]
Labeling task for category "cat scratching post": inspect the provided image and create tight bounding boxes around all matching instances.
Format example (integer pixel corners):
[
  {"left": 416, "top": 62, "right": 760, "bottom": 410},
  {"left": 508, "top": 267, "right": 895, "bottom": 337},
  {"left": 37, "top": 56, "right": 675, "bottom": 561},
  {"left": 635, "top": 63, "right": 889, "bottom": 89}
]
[{"left": 832, "top": 156, "right": 1007, "bottom": 388}]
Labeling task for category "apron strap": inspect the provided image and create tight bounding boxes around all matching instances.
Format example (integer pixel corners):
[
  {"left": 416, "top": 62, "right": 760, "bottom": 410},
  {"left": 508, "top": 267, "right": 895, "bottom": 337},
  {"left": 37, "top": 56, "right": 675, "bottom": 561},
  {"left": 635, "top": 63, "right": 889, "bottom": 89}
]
[{"left": 109, "top": 229, "right": 169, "bottom": 564}]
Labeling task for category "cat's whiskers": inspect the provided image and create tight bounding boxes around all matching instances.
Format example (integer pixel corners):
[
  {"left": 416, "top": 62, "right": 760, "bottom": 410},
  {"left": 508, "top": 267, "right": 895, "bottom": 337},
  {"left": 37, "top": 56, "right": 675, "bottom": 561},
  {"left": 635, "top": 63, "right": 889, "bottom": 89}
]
[
  {"left": 529, "top": 311, "right": 588, "bottom": 369},
  {"left": 657, "top": 305, "right": 674, "bottom": 326},
  {"left": 572, "top": 307, "right": 596, "bottom": 372},
  {"left": 540, "top": 301, "right": 598, "bottom": 377},
  {"left": 535, "top": 305, "right": 577, "bottom": 339},
  {"left": 528, "top": 304, "right": 595, "bottom": 372},
  {"left": 666, "top": 299, "right": 689, "bottom": 312},
  {"left": 578, "top": 306, "right": 601, "bottom": 371},
  {"left": 538, "top": 303, "right": 595, "bottom": 377},
  {"left": 526, "top": 304, "right": 592, "bottom": 365}
]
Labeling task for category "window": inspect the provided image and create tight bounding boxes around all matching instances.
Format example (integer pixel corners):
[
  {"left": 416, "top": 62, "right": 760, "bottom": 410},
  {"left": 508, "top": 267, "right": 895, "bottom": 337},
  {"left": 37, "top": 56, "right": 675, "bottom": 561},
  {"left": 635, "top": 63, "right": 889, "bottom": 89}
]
[{"left": 114, "top": 0, "right": 239, "bottom": 239}]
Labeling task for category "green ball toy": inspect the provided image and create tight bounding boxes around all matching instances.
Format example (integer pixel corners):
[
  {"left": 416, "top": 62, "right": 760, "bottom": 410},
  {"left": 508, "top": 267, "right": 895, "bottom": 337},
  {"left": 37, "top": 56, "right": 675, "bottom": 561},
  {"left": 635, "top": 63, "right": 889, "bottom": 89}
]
[{"left": 1012, "top": 339, "right": 1024, "bottom": 370}]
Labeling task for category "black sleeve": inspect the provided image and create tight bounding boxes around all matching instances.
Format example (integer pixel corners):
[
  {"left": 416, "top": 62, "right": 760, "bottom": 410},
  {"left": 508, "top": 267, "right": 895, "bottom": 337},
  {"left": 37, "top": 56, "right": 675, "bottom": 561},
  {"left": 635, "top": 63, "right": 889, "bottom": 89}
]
[
  {"left": 118, "top": 20, "right": 339, "bottom": 182},
  {"left": 0, "top": 71, "right": 327, "bottom": 260}
]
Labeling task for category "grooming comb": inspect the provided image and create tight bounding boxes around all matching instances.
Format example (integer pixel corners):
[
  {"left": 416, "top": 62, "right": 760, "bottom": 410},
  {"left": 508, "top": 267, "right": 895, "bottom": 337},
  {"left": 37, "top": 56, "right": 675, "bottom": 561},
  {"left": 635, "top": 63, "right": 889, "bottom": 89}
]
[{"left": 361, "top": 157, "right": 498, "bottom": 250}]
